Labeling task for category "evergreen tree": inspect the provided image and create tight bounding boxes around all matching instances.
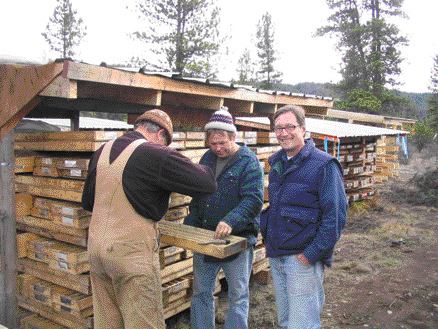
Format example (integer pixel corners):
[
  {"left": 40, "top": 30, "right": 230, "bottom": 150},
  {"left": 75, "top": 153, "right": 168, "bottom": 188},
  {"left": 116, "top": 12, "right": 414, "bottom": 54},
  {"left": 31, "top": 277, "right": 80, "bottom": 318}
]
[
  {"left": 131, "top": 0, "right": 221, "bottom": 78},
  {"left": 317, "top": 0, "right": 408, "bottom": 112},
  {"left": 41, "top": 0, "right": 87, "bottom": 59},
  {"left": 236, "top": 49, "right": 255, "bottom": 85},
  {"left": 428, "top": 55, "right": 438, "bottom": 131},
  {"left": 256, "top": 12, "right": 282, "bottom": 89}
]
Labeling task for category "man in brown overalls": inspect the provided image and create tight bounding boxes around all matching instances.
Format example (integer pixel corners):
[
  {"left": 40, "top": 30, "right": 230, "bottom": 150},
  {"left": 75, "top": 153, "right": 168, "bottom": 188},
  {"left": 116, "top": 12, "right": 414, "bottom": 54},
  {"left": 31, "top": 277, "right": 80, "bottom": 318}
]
[{"left": 82, "top": 109, "right": 217, "bottom": 329}]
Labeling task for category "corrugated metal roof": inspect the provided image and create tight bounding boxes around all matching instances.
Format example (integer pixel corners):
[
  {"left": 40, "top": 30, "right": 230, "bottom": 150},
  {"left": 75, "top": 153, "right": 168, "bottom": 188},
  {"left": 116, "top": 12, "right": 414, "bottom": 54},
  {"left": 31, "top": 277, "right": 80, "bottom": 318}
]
[
  {"left": 26, "top": 117, "right": 133, "bottom": 130},
  {"left": 236, "top": 117, "right": 408, "bottom": 138},
  {"left": 306, "top": 118, "right": 407, "bottom": 138}
]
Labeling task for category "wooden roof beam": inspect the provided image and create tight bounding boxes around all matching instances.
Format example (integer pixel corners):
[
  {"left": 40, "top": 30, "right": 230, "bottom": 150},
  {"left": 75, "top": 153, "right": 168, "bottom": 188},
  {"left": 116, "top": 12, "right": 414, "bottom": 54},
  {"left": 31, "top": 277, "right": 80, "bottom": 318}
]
[
  {"left": 63, "top": 61, "right": 333, "bottom": 108},
  {"left": 254, "top": 103, "right": 277, "bottom": 114},
  {"left": 0, "top": 63, "right": 63, "bottom": 139},
  {"left": 39, "top": 75, "right": 77, "bottom": 99},
  {"left": 162, "top": 92, "right": 223, "bottom": 111},
  {"left": 224, "top": 99, "right": 254, "bottom": 114},
  {"left": 77, "top": 81, "right": 161, "bottom": 106}
]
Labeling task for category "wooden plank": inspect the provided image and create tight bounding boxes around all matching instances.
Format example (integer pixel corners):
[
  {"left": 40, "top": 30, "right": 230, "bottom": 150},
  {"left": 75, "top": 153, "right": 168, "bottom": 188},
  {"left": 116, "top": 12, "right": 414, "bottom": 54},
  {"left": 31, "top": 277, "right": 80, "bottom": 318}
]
[
  {"left": 179, "top": 148, "right": 208, "bottom": 160},
  {"left": 24, "top": 185, "right": 83, "bottom": 203},
  {"left": 159, "top": 221, "right": 247, "bottom": 259},
  {"left": 185, "top": 132, "right": 206, "bottom": 140},
  {"left": 33, "top": 197, "right": 89, "bottom": 218},
  {"left": 15, "top": 140, "right": 106, "bottom": 152},
  {"left": 17, "top": 216, "right": 87, "bottom": 247},
  {"left": 235, "top": 118, "right": 270, "bottom": 131},
  {"left": 161, "top": 258, "right": 193, "bottom": 284},
  {"left": 14, "top": 130, "right": 123, "bottom": 142},
  {"left": 15, "top": 175, "right": 85, "bottom": 192},
  {"left": 17, "top": 258, "right": 91, "bottom": 295},
  {"left": 252, "top": 258, "right": 269, "bottom": 275}
]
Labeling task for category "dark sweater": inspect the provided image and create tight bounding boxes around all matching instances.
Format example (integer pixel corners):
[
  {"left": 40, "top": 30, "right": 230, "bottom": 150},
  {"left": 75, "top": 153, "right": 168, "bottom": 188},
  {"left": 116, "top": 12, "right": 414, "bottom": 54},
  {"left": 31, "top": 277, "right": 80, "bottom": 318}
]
[{"left": 82, "top": 131, "right": 217, "bottom": 221}]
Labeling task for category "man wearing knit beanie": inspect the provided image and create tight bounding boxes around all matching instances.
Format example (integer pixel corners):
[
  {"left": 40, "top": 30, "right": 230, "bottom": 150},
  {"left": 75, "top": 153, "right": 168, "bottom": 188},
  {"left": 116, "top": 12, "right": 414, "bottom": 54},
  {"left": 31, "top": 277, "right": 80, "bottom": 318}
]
[
  {"left": 185, "top": 106, "right": 264, "bottom": 329},
  {"left": 82, "top": 109, "right": 217, "bottom": 329}
]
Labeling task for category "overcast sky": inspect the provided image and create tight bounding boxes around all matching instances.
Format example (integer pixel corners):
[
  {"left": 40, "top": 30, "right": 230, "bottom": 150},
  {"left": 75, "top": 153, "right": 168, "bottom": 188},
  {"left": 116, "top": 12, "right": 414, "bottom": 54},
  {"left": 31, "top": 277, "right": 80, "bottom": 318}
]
[{"left": 1, "top": 0, "right": 437, "bottom": 93}]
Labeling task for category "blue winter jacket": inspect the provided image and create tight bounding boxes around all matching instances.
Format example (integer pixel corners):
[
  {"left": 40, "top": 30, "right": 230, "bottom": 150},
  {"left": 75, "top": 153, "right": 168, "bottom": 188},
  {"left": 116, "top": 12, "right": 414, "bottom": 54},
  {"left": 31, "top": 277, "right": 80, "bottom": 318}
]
[
  {"left": 260, "top": 139, "right": 347, "bottom": 266},
  {"left": 184, "top": 144, "right": 264, "bottom": 246}
]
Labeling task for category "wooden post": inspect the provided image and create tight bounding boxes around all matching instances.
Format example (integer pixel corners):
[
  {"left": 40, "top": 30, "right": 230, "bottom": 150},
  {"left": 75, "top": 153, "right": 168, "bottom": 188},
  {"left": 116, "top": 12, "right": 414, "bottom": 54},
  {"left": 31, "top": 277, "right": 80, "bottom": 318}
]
[
  {"left": 71, "top": 112, "right": 80, "bottom": 131},
  {"left": 0, "top": 132, "right": 17, "bottom": 328}
]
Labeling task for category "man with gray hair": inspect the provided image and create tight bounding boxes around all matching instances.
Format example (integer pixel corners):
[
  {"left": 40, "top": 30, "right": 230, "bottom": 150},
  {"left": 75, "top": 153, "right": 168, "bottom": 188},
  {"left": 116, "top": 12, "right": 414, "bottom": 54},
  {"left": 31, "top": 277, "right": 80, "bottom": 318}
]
[
  {"left": 82, "top": 109, "right": 217, "bottom": 329},
  {"left": 184, "top": 107, "right": 264, "bottom": 329},
  {"left": 261, "top": 105, "right": 348, "bottom": 329}
]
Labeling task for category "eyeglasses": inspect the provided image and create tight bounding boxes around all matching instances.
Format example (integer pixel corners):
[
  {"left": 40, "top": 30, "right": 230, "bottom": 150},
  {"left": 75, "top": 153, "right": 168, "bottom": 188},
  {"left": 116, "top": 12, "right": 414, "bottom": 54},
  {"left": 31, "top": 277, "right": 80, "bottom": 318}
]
[{"left": 274, "top": 124, "right": 300, "bottom": 134}]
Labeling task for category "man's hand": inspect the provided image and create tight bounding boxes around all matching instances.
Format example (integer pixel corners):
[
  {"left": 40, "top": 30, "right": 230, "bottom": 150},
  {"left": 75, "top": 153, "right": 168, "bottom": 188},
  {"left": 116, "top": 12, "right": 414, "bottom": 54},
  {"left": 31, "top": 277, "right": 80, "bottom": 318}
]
[
  {"left": 214, "top": 221, "right": 232, "bottom": 239},
  {"left": 297, "top": 253, "right": 310, "bottom": 266}
]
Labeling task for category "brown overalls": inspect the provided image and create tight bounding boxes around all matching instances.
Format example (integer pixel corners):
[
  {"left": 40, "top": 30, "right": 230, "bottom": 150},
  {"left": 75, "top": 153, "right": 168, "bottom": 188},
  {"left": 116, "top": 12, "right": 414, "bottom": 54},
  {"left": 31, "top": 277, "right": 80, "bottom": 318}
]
[{"left": 88, "top": 139, "right": 165, "bottom": 329}]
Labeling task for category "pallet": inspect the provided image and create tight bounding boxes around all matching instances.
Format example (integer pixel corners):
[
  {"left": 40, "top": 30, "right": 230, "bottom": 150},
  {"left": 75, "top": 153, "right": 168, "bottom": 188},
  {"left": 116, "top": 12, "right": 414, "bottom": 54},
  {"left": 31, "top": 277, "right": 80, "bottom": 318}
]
[
  {"left": 46, "top": 243, "right": 89, "bottom": 275},
  {"left": 52, "top": 290, "right": 93, "bottom": 315},
  {"left": 34, "top": 156, "right": 90, "bottom": 170},
  {"left": 33, "top": 166, "right": 88, "bottom": 179},
  {"left": 18, "top": 295, "right": 93, "bottom": 329},
  {"left": 15, "top": 175, "right": 85, "bottom": 202},
  {"left": 27, "top": 238, "right": 60, "bottom": 264},
  {"left": 21, "top": 313, "right": 69, "bottom": 329},
  {"left": 17, "top": 258, "right": 91, "bottom": 295},
  {"left": 17, "top": 216, "right": 88, "bottom": 247}
]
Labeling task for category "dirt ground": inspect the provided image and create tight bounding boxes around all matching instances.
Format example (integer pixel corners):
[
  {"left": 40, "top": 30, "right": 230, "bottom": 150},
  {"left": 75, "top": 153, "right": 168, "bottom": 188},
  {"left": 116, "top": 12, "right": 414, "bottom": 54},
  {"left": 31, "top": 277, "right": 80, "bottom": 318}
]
[{"left": 168, "top": 147, "right": 438, "bottom": 329}]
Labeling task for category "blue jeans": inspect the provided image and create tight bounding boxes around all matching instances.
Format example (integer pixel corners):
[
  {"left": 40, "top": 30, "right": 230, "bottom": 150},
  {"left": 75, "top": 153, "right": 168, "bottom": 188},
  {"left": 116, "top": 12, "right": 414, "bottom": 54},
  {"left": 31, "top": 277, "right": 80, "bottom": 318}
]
[
  {"left": 190, "top": 247, "right": 254, "bottom": 329},
  {"left": 270, "top": 255, "right": 325, "bottom": 329}
]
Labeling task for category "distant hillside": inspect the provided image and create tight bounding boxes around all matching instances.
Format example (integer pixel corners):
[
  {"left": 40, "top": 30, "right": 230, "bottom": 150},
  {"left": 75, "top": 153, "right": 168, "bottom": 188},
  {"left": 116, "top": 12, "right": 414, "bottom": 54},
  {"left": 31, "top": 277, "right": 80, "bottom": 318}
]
[{"left": 273, "top": 82, "right": 430, "bottom": 120}]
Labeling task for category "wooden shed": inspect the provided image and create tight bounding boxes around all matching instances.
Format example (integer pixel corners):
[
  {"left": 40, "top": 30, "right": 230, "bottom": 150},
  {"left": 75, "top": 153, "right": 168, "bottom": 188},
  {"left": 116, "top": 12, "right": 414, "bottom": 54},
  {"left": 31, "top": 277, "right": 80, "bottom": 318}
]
[{"left": 0, "top": 60, "right": 334, "bottom": 328}]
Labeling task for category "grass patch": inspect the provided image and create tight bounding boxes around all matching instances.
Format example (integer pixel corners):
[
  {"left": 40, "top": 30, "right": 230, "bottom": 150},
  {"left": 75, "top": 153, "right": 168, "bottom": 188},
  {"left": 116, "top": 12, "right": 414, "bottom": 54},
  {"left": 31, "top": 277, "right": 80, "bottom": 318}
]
[{"left": 369, "top": 221, "right": 411, "bottom": 241}]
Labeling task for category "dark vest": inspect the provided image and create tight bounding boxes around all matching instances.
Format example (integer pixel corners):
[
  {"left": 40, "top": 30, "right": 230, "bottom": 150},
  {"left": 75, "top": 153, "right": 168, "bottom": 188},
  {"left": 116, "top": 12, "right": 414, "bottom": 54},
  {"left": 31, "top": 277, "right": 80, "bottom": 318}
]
[{"left": 261, "top": 140, "right": 341, "bottom": 259}]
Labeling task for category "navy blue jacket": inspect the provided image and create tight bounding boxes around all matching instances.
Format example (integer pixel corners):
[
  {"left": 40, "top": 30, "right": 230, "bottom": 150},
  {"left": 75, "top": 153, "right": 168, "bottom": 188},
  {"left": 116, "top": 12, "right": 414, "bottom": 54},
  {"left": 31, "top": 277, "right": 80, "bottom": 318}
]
[
  {"left": 184, "top": 144, "right": 264, "bottom": 246},
  {"left": 260, "top": 139, "right": 347, "bottom": 266}
]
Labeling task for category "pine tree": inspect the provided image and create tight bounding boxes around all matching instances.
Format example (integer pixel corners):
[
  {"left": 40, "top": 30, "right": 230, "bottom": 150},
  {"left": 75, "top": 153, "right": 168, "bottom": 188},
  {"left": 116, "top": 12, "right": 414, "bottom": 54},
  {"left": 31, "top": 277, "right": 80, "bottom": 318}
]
[
  {"left": 428, "top": 55, "right": 438, "bottom": 131},
  {"left": 317, "top": 0, "right": 408, "bottom": 113},
  {"left": 236, "top": 49, "right": 255, "bottom": 85},
  {"left": 41, "top": 0, "right": 87, "bottom": 59},
  {"left": 131, "top": 0, "right": 221, "bottom": 78},
  {"left": 256, "top": 12, "right": 282, "bottom": 89}
]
